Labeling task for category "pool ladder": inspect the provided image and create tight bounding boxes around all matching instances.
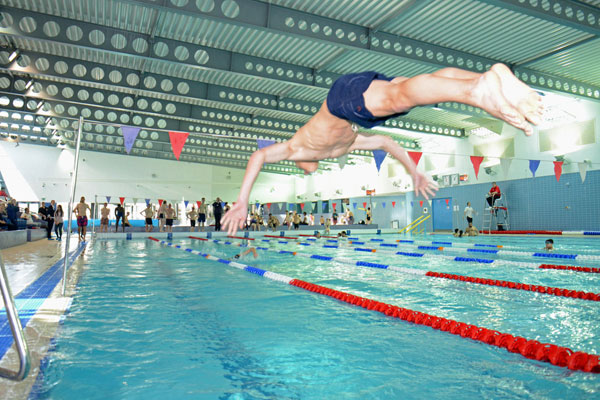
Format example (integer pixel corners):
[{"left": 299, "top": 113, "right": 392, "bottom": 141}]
[{"left": 0, "top": 251, "right": 30, "bottom": 381}]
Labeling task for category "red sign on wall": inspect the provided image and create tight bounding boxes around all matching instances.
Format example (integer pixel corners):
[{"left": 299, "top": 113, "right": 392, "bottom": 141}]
[{"left": 366, "top": 189, "right": 376, "bottom": 196}]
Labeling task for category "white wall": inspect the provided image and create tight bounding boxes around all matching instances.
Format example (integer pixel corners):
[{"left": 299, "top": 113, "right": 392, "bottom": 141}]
[{"left": 0, "top": 142, "right": 295, "bottom": 204}]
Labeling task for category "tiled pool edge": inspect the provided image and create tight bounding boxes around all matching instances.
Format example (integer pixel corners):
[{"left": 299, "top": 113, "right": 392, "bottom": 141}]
[{"left": 0, "top": 243, "right": 87, "bottom": 399}]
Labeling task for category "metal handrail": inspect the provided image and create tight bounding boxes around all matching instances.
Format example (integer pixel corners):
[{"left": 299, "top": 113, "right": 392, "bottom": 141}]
[
  {"left": 399, "top": 215, "right": 426, "bottom": 233},
  {"left": 408, "top": 215, "right": 431, "bottom": 234},
  {"left": 0, "top": 251, "right": 30, "bottom": 381}
]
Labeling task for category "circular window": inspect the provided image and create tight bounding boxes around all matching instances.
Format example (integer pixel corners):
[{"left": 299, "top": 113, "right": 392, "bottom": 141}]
[
  {"left": 127, "top": 73, "right": 140, "bottom": 86},
  {"left": 73, "top": 64, "right": 87, "bottom": 77},
  {"left": 177, "top": 82, "right": 190, "bottom": 95},
  {"left": 34, "top": 57, "right": 50, "bottom": 71},
  {"left": 174, "top": 46, "right": 190, "bottom": 61},
  {"left": 107, "top": 94, "right": 119, "bottom": 105},
  {"left": 93, "top": 92, "right": 104, "bottom": 103},
  {"left": 137, "top": 98, "right": 148, "bottom": 109},
  {"left": 61, "top": 87, "right": 74, "bottom": 98},
  {"left": 160, "top": 79, "right": 173, "bottom": 91},
  {"left": 19, "top": 17, "right": 37, "bottom": 33},
  {"left": 194, "top": 49, "right": 209, "bottom": 65},
  {"left": 196, "top": 0, "right": 215, "bottom": 12},
  {"left": 54, "top": 61, "right": 68, "bottom": 74},
  {"left": 77, "top": 89, "right": 89, "bottom": 101},
  {"left": 151, "top": 101, "right": 162, "bottom": 112},
  {"left": 89, "top": 29, "right": 105, "bottom": 45},
  {"left": 122, "top": 96, "right": 134, "bottom": 107},
  {"left": 91, "top": 67, "right": 105, "bottom": 80},
  {"left": 144, "top": 76, "right": 157, "bottom": 89},
  {"left": 109, "top": 70, "right": 122, "bottom": 83},
  {"left": 153, "top": 42, "right": 169, "bottom": 57},
  {"left": 111, "top": 33, "right": 127, "bottom": 49}
]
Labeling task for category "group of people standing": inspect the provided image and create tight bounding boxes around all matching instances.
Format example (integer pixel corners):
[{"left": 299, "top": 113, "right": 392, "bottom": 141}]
[
  {"left": 0, "top": 198, "right": 65, "bottom": 241},
  {"left": 99, "top": 202, "right": 131, "bottom": 233},
  {"left": 141, "top": 197, "right": 226, "bottom": 233}
]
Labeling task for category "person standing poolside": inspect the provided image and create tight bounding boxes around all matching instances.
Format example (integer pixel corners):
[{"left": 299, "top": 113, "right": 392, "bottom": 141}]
[
  {"left": 366, "top": 207, "right": 372, "bottom": 224},
  {"left": 198, "top": 198, "right": 207, "bottom": 231},
  {"left": 54, "top": 204, "right": 64, "bottom": 241},
  {"left": 187, "top": 206, "right": 198, "bottom": 232},
  {"left": 74, "top": 197, "right": 91, "bottom": 242},
  {"left": 100, "top": 203, "right": 110, "bottom": 233},
  {"left": 222, "top": 64, "right": 543, "bottom": 236},
  {"left": 115, "top": 203, "right": 125, "bottom": 232},
  {"left": 212, "top": 197, "right": 223, "bottom": 231},
  {"left": 45, "top": 200, "right": 56, "bottom": 239},
  {"left": 464, "top": 202, "right": 476, "bottom": 226},
  {"left": 292, "top": 211, "right": 301, "bottom": 230},
  {"left": 157, "top": 201, "right": 167, "bottom": 232},
  {"left": 123, "top": 212, "right": 131, "bottom": 229},
  {"left": 142, "top": 203, "right": 154, "bottom": 232},
  {"left": 165, "top": 204, "right": 176, "bottom": 233}
]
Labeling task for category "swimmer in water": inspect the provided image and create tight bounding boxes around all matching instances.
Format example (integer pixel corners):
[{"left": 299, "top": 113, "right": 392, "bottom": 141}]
[
  {"left": 232, "top": 247, "right": 258, "bottom": 260},
  {"left": 544, "top": 239, "right": 554, "bottom": 251}
]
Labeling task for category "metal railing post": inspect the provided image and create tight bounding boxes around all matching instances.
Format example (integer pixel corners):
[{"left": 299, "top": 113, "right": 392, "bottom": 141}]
[
  {"left": 62, "top": 116, "right": 83, "bottom": 296},
  {"left": 0, "top": 251, "right": 30, "bottom": 381}
]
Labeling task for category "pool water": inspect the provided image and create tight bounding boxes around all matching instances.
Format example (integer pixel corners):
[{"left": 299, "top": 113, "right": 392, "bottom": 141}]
[{"left": 30, "top": 235, "right": 599, "bottom": 399}]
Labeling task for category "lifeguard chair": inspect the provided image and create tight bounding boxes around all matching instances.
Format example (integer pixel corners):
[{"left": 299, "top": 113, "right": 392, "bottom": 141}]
[{"left": 483, "top": 192, "right": 510, "bottom": 233}]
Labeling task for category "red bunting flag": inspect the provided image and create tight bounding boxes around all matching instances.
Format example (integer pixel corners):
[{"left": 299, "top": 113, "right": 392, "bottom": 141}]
[
  {"left": 362, "top": 202, "right": 367, "bottom": 209},
  {"left": 119, "top": 197, "right": 125, "bottom": 205},
  {"left": 158, "top": 199, "right": 163, "bottom": 206},
  {"left": 300, "top": 203, "right": 305, "bottom": 211},
  {"left": 445, "top": 198, "right": 449, "bottom": 205},
  {"left": 553, "top": 161, "right": 564, "bottom": 182},
  {"left": 196, "top": 201, "right": 202, "bottom": 208},
  {"left": 168, "top": 131, "right": 189, "bottom": 161},
  {"left": 267, "top": 203, "right": 272, "bottom": 209},
  {"left": 470, "top": 156, "right": 484, "bottom": 179},
  {"left": 419, "top": 200, "right": 423, "bottom": 207},
  {"left": 392, "top": 201, "right": 396, "bottom": 208},
  {"left": 407, "top": 151, "right": 422, "bottom": 167},
  {"left": 332, "top": 203, "right": 337, "bottom": 211}
]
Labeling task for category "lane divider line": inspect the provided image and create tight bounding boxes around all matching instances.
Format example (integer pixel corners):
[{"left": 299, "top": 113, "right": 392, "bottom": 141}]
[
  {"left": 148, "top": 237, "right": 600, "bottom": 374},
  {"left": 189, "top": 237, "right": 600, "bottom": 302}
]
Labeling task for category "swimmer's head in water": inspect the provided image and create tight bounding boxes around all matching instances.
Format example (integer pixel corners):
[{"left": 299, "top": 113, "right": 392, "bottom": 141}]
[
  {"left": 295, "top": 161, "right": 319, "bottom": 174},
  {"left": 234, "top": 254, "right": 240, "bottom": 259}
]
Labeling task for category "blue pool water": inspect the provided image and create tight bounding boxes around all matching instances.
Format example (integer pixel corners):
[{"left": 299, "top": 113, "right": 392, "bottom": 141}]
[{"left": 30, "top": 235, "right": 599, "bottom": 399}]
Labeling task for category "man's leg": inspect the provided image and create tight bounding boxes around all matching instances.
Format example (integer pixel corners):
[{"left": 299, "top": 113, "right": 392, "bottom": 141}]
[{"left": 363, "top": 64, "right": 542, "bottom": 135}]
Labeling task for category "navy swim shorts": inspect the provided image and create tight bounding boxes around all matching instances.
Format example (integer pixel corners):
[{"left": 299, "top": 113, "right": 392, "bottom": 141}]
[{"left": 326, "top": 71, "right": 407, "bottom": 128}]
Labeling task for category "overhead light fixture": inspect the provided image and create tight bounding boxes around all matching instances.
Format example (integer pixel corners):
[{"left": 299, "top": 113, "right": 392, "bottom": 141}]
[
  {"left": 8, "top": 50, "right": 19, "bottom": 62},
  {"left": 25, "top": 79, "right": 34, "bottom": 90},
  {"left": 36, "top": 100, "right": 44, "bottom": 109}
]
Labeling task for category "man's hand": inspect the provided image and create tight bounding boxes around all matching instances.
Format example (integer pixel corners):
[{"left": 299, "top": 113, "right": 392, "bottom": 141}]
[
  {"left": 221, "top": 201, "right": 248, "bottom": 236},
  {"left": 411, "top": 170, "right": 438, "bottom": 200}
]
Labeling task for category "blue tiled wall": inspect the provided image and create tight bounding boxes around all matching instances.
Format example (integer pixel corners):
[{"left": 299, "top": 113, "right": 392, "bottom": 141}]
[{"left": 412, "top": 170, "right": 600, "bottom": 231}]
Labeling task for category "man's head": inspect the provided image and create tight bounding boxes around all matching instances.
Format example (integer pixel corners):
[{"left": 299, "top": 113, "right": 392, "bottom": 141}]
[
  {"left": 545, "top": 239, "right": 554, "bottom": 250},
  {"left": 104, "top": 202, "right": 107, "bottom": 207},
  {"left": 492, "top": 182, "right": 497, "bottom": 187},
  {"left": 80, "top": 196, "right": 85, "bottom": 202},
  {"left": 295, "top": 161, "right": 319, "bottom": 174},
  {"left": 467, "top": 202, "right": 471, "bottom": 206},
  {"left": 201, "top": 197, "right": 205, "bottom": 202},
  {"left": 468, "top": 222, "right": 473, "bottom": 228}
]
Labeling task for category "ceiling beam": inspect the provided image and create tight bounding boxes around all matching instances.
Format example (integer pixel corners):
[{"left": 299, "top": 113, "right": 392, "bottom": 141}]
[{"left": 480, "top": 0, "right": 600, "bottom": 36}]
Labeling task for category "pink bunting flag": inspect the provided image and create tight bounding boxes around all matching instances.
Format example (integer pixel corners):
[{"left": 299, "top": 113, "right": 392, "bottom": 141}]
[
  {"left": 169, "top": 131, "right": 189, "bottom": 161},
  {"left": 119, "top": 197, "right": 125, "bottom": 205},
  {"left": 121, "top": 126, "right": 141, "bottom": 154},
  {"left": 372, "top": 150, "right": 387, "bottom": 172},
  {"left": 470, "top": 156, "right": 484, "bottom": 179},
  {"left": 407, "top": 151, "right": 422, "bottom": 167},
  {"left": 553, "top": 161, "right": 563, "bottom": 182}
]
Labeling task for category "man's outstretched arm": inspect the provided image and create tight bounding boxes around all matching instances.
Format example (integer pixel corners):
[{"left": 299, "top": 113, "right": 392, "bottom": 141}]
[
  {"left": 222, "top": 142, "right": 292, "bottom": 235},
  {"left": 350, "top": 133, "right": 437, "bottom": 199}
]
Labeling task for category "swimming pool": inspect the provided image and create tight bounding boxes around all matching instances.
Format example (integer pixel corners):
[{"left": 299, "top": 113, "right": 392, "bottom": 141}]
[{"left": 29, "top": 234, "right": 599, "bottom": 399}]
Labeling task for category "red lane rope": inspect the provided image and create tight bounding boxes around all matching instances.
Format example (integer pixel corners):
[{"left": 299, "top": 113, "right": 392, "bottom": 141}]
[
  {"left": 264, "top": 235, "right": 299, "bottom": 239},
  {"left": 539, "top": 264, "right": 600, "bottom": 274},
  {"left": 425, "top": 272, "right": 600, "bottom": 301},
  {"left": 148, "top": 237, "right": 160, "bottom": 242},
  {"left": 227, "top": 236, "right": 255, "bottom": 240},
  {"left": 189, "top": 236, "right": 209, "bottom": 241},
  {"left": 482, "top": 230, "right": 563, "bottom": 235},
  {"left": 288, "top": 279, "right": 600, "bottom": 373}
]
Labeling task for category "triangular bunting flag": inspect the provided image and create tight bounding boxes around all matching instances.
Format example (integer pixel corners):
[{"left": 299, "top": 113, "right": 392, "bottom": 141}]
[
  {"left": 266, "top": 203, "right": 272, "bottom": 209},
  {"left": 256, "top": 139, "right": 276, "bottom": 150},
  {"left": 470, "top": 156, "right": 484, "bottom": 179},
  {"left": 255, "top": 202, "right": 260, "bottom": 210},
  {"left": 445, "top": 198, "right": 449, "bottom": 205},
  {"left": 500, "top": 158, "right": 512, "bottom": 179},
  {"left": 392, "top": 201, "right": 396, "bottom": 208},
  {"left": 106, "top": 196, "right": 111, "bottom": 203},
  {"left": 372, "top": 150, "right": 387, "bottom": 172},
  {"left": 407, "top": 151, "right": 422, "bottom": 167},
  {"left": 553, "top": 161, "right": 563, "bottom": 182},
  {"left": 529, "top": 160, "right": 540, "bottom": 177},
  {"left": 410, "top": 201, "right": 413, "bottom": 207},
  {"left": 578, "top": 162, "right": 588, "bottom": 183},
  {"left": 382, "top": 202, "right": 386, "bottom": 208},
  {"left": 158, "top": 199, "right": 163, "bottom": 206},
  {"left": 221, "top": 201, "right": 226, "bottom": 209},
  {"left": 119, "top": 197, "right": 125, "bottom": 205},
  {"left": 184, "top": 200, "right": 189, "bottom": 208},
  {"left": 121, "top": 126, "right": 141, "bottom": 155},
  {"left": 196, "top": 201, "right": 202, "bottom": 208},
  {"left": 168, "top": 131, "right": 190, "bottom": 161},
  {"left": 133, "top": 198, "right": 138, "bottom": 204},
  {"left": 145, "top": 198, "right": 150, "bottom": 206},
  {"left": 332, "top": 203, "right": 337, "bottom": 211},
  {"left": 337, "top": 154, "right": 348, "bottom": 170},
  {"left": 362, "top": 202, "right": 367, "bottom": 209},
  {"left": 300, "top": 203, "right": 305, "bottom": 211},
  {"left": 419, "top": 200, "right": 423, "bottom": 207},
  {"left": 353, "top": 203, "right": 357, "bottom": 209},
  {"left": 372, "top": 201, "right": 377, "bottom": 209}
]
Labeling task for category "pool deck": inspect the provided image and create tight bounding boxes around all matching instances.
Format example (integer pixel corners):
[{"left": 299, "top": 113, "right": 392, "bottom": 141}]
[{"left": 0, "top": 238, "right": 86, "bottom": 399}]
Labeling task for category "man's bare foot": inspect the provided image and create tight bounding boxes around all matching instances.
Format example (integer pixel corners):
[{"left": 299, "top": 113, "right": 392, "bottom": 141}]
[
  {"left": 471, "top": 68, "right": 531, "bottom": 134},
  {"left": 491, "top": 63, "right": 544, "bottom": 134}
]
